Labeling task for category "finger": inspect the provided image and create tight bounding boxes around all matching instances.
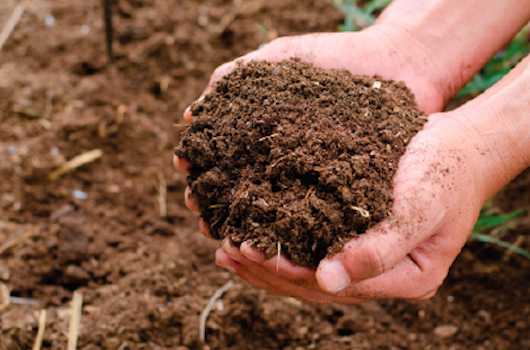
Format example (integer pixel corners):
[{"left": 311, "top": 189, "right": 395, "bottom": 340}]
[
  {"left": 199, "top": 217, "right": 212, "bottom": 238},
  {"left": 239, "top": 242, "right": 321, "bottom": 291},
  {"left": 330, "top": 242, "right": 449, "bottom": 301},
  {"left": 184, "top": 187, "right": 200, "bottom": 212},
  {"left": 216, "top": 249, "right": 292, "bottom": 298},
  {"left": 221, "top": 240, "right": 342, "bottom": 303},
  {"left": 317, "top": 168, "right": 451, "bottom": 294},
  {"left": 183, "top": 106, "right": 192, "bottom": 123},
  {"left": 173, "top": 155, "right": 192, "bottom": 173},
  {"left": 317, "top": 226, "right": 463, "bottom": 300}
]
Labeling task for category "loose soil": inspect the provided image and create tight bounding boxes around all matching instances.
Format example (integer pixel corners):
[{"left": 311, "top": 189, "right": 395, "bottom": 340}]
[
  {"left": 1, "top": 0, "right": 529, "bottom": 349},
  {"left": 176, "top": 60, "right": 425, "bottom": 267}
]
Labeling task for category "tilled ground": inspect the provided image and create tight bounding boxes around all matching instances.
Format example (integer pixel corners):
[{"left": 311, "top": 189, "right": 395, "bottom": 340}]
[{"left": 0, "top": 1, "right": 529, "bottom": 349}]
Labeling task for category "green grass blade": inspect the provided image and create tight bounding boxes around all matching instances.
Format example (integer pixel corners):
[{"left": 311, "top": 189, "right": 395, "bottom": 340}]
[
  {"left": 470, "top": 206, "right": 529, "bottom": 259},
  {"left": 470, "top": 232, "right": 530, "bottom": 259},
  {"left": 458, "top": 26, "right": 530, "bottom": 96},
  {"left": 331, "top": 0, "right": 391, "bottom": 32},
  {"left": 473, "top": 208, "right": 525, "bottom": 232}
]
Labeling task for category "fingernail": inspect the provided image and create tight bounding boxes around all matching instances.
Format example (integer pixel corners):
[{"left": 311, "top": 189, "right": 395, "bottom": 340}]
[
  {"left": 240, "top": 242, "right": 263, "bottom": 263},
  {"left": 222, "top": 240, "right": 240, "bottom": 262},
  {"left": 319, "top": 260, "right": 350, "bottom": 293}
]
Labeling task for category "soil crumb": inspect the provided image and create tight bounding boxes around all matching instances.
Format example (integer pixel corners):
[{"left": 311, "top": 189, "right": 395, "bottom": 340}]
[{"left": 175, "top": 59, "right": 426, "bottom": 268}]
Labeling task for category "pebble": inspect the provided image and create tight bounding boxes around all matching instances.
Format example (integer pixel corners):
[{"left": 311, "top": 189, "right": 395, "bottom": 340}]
[
  {"left": 45, "top": 14, "right": 55, "bottom": 29},
  {"left": 72, "top": 189, "right": 88, "bottom": 200},
  {"left": 434, "top": 325, "right": 459, "bottom": 338}
]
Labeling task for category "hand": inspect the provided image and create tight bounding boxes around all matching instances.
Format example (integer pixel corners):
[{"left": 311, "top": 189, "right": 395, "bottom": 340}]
[{"left": 174, "top": 29, "right": 486, "bottom": 303}]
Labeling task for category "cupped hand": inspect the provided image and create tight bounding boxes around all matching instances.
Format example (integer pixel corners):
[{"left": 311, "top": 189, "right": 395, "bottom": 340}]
[
  {"left": 174, "top": 28, "right": 486, "bottom": 303},
  {"left": 216, "top": 110, "right": 488, "bottom": 303}
]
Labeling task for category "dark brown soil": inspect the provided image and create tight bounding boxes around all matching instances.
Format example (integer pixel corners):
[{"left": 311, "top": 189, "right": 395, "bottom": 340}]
[
  {"left": 176, "top": 60, "right": 425, "bottom": 267},
  {"left": 1, "top": 0, "right": 530, "bottom": 349}
]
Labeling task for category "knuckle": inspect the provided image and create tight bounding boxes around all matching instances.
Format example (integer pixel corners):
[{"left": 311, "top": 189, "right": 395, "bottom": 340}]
[{"left": 362, "top": 243, "right": 392, "bottom": 277}]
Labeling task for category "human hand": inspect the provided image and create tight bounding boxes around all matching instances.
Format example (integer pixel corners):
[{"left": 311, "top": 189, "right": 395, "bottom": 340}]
[
  {"left": 173, "top": 29, "right": 485, "bottom": 303},
  {"left": 213, "top": 109, "right": 488, "bottom": 303}
]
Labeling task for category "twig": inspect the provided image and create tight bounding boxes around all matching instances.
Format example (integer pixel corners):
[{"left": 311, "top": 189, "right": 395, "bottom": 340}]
[
  {"left": 199, "top": 280, "right": 234, "bottom": 343},
  {"left": 304, "top": 186, "right": 314, "bottom": 200},
  {"left": 48, "top": 149, "right": 103, "bottom": 180},
  {"left": 0, "top": 229, "right": 37, "bottom": 256},
  {"left": 0, "top": 4, "right": 25, "bottom": 52},
  {"left": 156, "top": 172, "right": 167, "bottom": 218},
  {"left": 32, "top": 310, "right": 47, "bottom": 350},
  {"left": 0, "top": 282, "right": 10, "bottom": 312},
  {"left": 67, "top": 291, "right": 83, "bottom": 350}
]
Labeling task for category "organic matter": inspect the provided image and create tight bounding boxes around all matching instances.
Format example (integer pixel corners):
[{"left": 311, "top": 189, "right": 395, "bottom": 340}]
[{"left": 176, "top": 59, "right": 426, "bottom": 267}]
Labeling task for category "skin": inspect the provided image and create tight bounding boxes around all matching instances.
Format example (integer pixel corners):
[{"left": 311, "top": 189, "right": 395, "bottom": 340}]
[{"left": 174, "top": 0, "right": 530, "bottom": 303}]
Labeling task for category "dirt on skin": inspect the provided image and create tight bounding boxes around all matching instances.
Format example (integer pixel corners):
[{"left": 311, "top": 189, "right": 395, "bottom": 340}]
[
  {"left": 1, "top": 0, "right": 530, "bottom": 349},
  {"left": 176, "top": 60, "right": 425, "bottom": 267}
]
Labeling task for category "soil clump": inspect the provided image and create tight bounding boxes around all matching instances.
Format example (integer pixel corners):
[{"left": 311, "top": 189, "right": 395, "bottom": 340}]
[{"left": 176, "top": 60, "right": 426, "bottom": 267}]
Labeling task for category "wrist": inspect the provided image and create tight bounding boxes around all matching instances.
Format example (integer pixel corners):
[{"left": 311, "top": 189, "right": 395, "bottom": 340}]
[
  {"left": 447, "top": 58, "right": 530, "bottom": 201},
  {"left": 373, "top": 0, "right": 530, "bottom": 104}
]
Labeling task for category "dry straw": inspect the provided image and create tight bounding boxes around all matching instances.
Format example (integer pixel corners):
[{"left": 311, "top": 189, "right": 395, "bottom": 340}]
[{"left": 199, "top": 280, "right": 234, "bottom": 343}]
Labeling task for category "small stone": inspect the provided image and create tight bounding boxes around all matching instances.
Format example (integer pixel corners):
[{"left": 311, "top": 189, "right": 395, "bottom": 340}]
[{"left": 434, "top": 325, "right": 458, "bottom": 338}]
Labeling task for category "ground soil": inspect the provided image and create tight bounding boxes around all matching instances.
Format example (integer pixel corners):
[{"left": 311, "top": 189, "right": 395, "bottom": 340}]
[
  {"left": 0, "top": 0, "right": 529, "bottom": 349},
  {"left": 176, "top": 60, "right": 425, "bottom": 267}
]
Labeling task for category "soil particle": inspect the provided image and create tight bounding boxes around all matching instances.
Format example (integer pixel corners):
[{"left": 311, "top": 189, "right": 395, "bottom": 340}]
[{"left": 176, "top": 59, "right": 426, "bottom": 267}]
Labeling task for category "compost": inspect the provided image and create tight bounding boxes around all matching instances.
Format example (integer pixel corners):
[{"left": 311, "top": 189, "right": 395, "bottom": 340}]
[{"left": 176, "top": 59, "right": 426, "bottom": 267}]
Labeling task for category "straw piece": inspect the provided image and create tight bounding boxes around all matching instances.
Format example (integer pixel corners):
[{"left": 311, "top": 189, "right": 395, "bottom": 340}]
[
  {"left": 66, "top": 291, "right": 83, "bottom": 350},
  {"left": 48, "top": 149, "right": 103, "bottom": 180},
  {"left": 0, "top": 229, "right": 37, "bottom": 256},
  {"left": 156, "top": 172, "right": 167, "bottom": 218},
  {"left": 0, "top": 4, "right": 25, "bottom": 52},
  {"left": 0, "top": 282, "right": 10, "bottom": 312},
  {"left": 199, "top": 281, "right": 233, "bottom": 343},
  {"left": 32, "top": 310, "right": 47, "bottom": 350}
]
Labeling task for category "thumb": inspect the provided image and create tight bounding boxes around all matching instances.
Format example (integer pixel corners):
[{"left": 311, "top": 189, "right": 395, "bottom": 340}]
[
  {"left": 315, "top": 189, "right": 447, "bottom": 293},
  {"left": 315, "top": 228, "right": 408, "bottom": 293}
]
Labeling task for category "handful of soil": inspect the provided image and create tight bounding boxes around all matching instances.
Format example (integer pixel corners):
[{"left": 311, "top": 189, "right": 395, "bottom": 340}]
[{"left": 175, "top": 60, "right": 426, "bottom": 268}]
